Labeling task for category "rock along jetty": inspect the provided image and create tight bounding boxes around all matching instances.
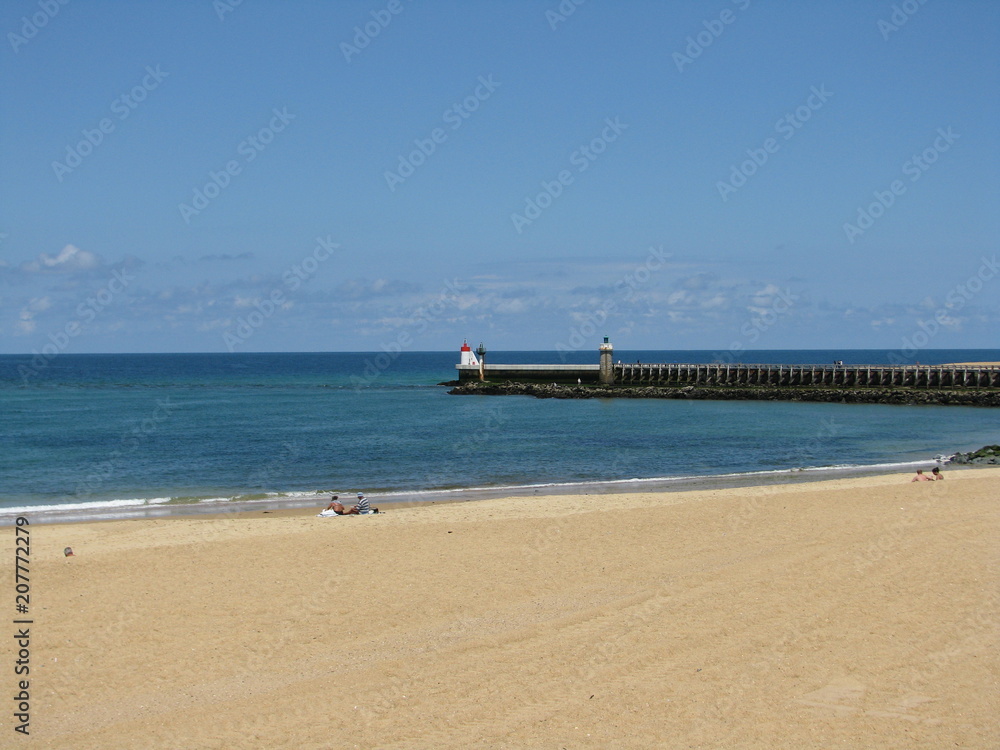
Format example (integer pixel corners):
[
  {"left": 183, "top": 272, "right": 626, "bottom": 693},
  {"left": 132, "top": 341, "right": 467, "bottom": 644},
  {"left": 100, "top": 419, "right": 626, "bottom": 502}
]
[
  {"left": 448, "top": 381, "right": 1000, "bottom": 407},
  {"left": 951, "top": 445, "right": 1000, "bottom": 464}
]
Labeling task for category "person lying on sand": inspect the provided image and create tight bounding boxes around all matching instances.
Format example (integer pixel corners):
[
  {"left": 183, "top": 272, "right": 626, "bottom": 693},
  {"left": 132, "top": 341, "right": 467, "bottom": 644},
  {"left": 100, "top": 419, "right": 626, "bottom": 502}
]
[
  {"left": 912, "top": 470, "right": 933, "bottom": 482},
  {"left": 931, "top": 467, "right": 944, "bottom": 480}
]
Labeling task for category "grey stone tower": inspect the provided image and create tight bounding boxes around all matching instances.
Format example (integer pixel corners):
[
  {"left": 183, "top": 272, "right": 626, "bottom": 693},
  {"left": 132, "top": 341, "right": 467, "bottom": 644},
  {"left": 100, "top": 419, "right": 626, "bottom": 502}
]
[{"left": 599, "top": 336, "right": 614, "bottom": 385}]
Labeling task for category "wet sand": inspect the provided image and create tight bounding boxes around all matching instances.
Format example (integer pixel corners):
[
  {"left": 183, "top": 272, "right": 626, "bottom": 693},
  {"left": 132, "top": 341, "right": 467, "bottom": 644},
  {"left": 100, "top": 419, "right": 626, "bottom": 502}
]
[{"left": 3, "top": 468, "right": 997, "bottom": 748}]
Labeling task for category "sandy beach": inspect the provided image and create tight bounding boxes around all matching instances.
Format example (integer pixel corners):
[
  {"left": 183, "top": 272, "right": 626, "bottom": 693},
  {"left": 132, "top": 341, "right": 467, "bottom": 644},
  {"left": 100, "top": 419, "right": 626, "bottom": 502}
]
[{"left": 3, "top": 469, "right": 998, "bottom": 749}]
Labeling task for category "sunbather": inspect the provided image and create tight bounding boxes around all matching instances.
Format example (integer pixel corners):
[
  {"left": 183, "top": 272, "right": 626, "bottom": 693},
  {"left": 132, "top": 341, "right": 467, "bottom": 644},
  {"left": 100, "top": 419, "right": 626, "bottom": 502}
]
[
  {"left": 324, "top": 495, "right": 347, "bottom": 513},
  {"left": 321, "top": 493, "right": 378, "bottom": 515}
]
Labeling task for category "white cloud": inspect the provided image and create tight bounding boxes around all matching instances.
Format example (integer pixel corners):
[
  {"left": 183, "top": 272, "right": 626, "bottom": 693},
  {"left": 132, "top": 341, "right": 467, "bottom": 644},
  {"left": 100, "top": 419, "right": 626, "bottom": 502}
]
[
  {"left": 701, "top": 293, "right": 728, "bottom": 309},
  {"left": 494, "top": 297, "right": 531, "bottom": 314},
  {"left": 749, "top": 284, "right": 781, "bottom": 307},
  {"left": 14, "top": 297, "right": 52, "bottom": 335},
  {"left": 21, "top": 244, "right": 101, "bottom": 273}
]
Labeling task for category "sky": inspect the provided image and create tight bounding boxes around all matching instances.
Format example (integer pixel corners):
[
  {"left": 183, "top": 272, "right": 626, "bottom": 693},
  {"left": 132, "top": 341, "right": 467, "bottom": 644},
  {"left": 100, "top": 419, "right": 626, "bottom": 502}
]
[{"left": 1, "top": 0, "right": 998, "bottom": 355}]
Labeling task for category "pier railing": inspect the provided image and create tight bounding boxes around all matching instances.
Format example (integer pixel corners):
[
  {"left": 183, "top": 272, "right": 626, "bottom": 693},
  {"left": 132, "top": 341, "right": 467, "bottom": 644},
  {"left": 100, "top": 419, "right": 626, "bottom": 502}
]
[{"left": 612, "top": 363, "right": 1000, "bottom": 389}]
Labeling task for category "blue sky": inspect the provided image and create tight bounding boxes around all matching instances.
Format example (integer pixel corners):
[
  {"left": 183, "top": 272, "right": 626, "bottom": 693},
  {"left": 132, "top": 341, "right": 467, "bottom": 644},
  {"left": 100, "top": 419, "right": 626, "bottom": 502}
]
[{"left": 1, "top": 0, "right": 997, "bottom": 354}]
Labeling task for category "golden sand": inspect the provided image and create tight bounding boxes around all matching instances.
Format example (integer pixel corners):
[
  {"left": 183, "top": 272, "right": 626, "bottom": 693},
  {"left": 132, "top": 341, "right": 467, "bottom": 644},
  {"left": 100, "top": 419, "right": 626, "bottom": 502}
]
[{"left": 3, "top": 469, "right": 997, "bottom": 749}]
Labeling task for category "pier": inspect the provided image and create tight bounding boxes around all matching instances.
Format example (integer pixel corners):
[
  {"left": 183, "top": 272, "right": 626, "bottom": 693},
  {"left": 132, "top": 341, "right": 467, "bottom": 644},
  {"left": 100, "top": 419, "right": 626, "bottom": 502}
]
[
  {"left": 454, "top": 339, "right": 1000, "bottom": 390},
  {"left": 612, "top": 362, "right": 1000, "bottom": 389}
]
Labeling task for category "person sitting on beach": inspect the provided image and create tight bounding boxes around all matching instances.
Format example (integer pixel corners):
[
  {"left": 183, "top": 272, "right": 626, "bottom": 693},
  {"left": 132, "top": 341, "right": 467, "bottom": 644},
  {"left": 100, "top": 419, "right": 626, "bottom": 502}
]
[
  {"left": 351, "top": 492, "right": 378, "bottom": 514},
  {"left": 324, "top": 495, "right": 347, "bottom": 514},
  {"left": 321, "top": 493, "right": 378, "bottom": 515},
  {"left": 912, "top": 470, "right": 932, "bottom": 482},
  {"left": 931, "top": 467, "right": 944, "bottom": 480}
]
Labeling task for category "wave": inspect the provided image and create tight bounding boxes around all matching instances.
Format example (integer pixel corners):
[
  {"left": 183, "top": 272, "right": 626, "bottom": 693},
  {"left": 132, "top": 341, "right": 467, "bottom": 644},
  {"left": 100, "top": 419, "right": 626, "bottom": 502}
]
[
  {"left": 0, "top": 495, "right": 174, "bottom": 516},
  {"left": 369, "top": 459, "right": 939, "bottom": 498},
  {"left": 0, "top": 457, "right": 947, "bottom": 523}
]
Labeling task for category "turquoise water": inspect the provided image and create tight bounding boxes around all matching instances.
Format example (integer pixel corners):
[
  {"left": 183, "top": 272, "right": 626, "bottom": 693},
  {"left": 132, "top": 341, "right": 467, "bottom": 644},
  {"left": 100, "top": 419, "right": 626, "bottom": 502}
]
[{"left": 1, "top": 350, "right": 998, "bottom": 519}]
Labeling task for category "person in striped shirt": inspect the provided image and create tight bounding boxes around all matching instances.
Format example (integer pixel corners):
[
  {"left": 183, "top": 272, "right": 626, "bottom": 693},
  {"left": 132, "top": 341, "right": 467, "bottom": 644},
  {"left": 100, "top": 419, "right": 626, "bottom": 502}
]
[{"left": 351, "top": 492, "right": 378, "bottom": 514}]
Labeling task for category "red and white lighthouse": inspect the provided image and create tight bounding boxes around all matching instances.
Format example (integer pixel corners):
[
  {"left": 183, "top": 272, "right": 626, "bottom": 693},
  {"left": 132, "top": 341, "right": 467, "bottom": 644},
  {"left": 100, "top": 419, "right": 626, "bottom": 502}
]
[{"left": 459, "top": 339, "right": 480, "bottom": 366}]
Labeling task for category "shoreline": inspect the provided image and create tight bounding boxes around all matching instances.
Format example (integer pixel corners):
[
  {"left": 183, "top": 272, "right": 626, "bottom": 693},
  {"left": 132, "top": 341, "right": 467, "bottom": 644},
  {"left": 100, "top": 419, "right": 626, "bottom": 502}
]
[
  {"left": 7, "top": 467, "right": 997, "bottom": 747},
  {"left": 1, "top": 457, "right": 975, "bottom": 526}
]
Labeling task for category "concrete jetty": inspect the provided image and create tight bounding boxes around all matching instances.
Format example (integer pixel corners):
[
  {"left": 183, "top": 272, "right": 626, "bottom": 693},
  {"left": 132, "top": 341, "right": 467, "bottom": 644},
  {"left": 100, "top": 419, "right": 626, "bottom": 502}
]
[
  {"left": 454, "top": 339, "right": 1000, "bottom": 390},
  {"left": 455, "top": 362, "right": 601, "bottom": 383}
]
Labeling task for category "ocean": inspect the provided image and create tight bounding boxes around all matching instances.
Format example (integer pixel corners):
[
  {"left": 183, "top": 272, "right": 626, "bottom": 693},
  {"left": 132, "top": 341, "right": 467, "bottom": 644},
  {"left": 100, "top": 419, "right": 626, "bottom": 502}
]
[{"left": 2, "top": 349, "right": 998, "bottom": 523}]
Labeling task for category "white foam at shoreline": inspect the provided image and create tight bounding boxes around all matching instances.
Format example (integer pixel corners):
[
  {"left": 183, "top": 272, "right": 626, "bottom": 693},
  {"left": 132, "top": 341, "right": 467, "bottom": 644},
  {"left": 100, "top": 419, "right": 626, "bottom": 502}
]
[
  {"left": 371, "top": 459, "right": 937, "bottom": 499},
  {"left": 0, "top": 496, "right": 175, "bottom": 516},
  {"left": 0, "top": 458, "right": 945, "bottom": 522}
]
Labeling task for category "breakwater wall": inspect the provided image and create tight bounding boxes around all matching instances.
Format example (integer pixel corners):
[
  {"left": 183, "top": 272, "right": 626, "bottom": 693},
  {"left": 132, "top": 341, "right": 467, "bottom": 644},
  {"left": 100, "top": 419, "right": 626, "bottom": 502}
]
[
  {"left": 614, "top": 362, "right": 1000, "bottom": 388},
  {"left": 456, "top": 364, "right": 600, "bottom": 383},
  {"left": 456, "top": 361, "right": 1000, "bottom": 389}
]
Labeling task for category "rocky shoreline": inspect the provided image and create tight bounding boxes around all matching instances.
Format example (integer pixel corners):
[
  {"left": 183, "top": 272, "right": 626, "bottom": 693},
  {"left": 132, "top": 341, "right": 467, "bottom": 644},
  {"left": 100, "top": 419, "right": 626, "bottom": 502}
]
[
  {"left": 950, "top": 445, "right": 1000, "bottom": 464},
  {"left": 447, "top": 381, "right": 1000, "bottom": 407}
]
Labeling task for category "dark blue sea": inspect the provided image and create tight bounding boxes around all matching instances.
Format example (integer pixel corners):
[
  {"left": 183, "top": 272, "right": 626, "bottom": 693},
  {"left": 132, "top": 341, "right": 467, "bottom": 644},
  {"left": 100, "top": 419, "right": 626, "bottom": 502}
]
[{"left": 2, "top": 349, "right": 998, "bottom": 522}]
